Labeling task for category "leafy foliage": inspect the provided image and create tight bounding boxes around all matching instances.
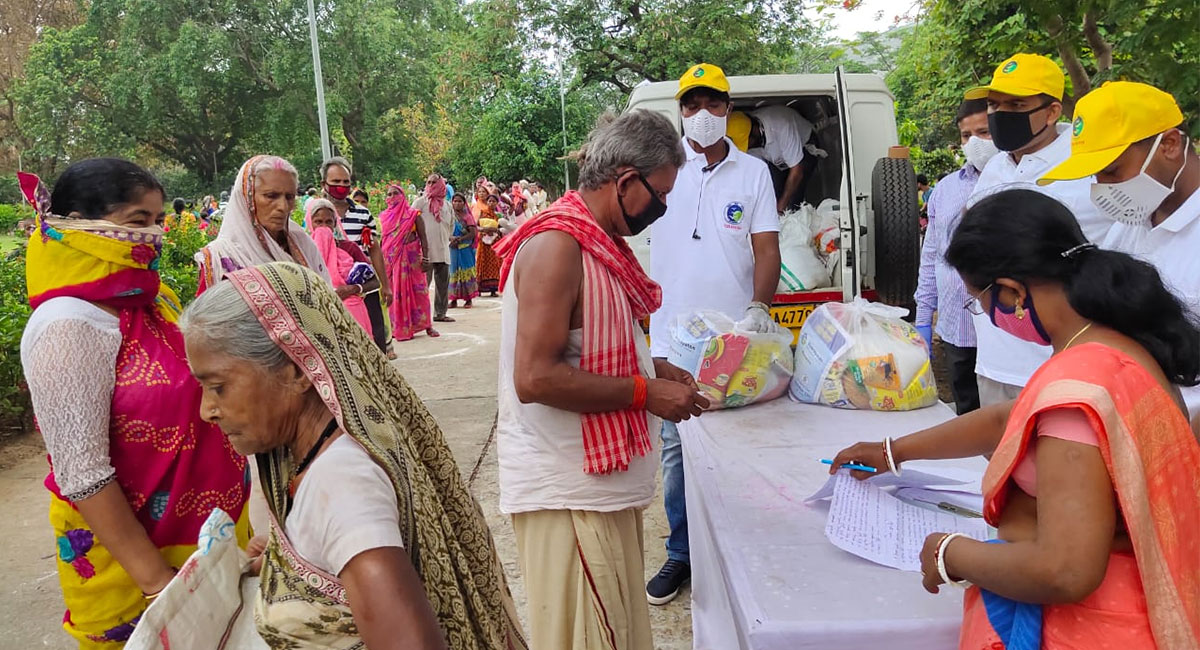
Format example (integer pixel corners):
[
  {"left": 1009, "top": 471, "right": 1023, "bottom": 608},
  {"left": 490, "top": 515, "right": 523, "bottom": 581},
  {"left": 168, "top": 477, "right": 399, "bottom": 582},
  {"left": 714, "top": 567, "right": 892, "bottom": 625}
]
[
  {"left": 0, "top": 246, "right": 32, "bottom": 432},
  {"left": 532, "top": 0, "right": 814, "bottom": 92},
  {"left": 0, "top": 202, "right": 34, "bottom": 234},
  {"left": 160, "top": 212, "right": 216, "bottom": 305}
]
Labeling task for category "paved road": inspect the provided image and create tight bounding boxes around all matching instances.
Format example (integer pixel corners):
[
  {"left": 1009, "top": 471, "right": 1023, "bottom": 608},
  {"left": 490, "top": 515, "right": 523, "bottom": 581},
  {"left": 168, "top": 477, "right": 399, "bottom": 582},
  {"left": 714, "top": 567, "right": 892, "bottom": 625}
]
[{"left": 0, "top": 296, "right": 693, "bottom": 649}]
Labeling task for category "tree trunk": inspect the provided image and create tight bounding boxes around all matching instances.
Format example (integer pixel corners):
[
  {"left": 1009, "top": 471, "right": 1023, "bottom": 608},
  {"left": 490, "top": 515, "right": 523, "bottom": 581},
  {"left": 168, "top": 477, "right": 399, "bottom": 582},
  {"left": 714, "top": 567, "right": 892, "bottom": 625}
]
[
  {"left": 1083, "top": 10, "right": 1113, "bottom": 72},
  {"left": 1044, "top": 14, "right": 1090, "bottom": 114}
]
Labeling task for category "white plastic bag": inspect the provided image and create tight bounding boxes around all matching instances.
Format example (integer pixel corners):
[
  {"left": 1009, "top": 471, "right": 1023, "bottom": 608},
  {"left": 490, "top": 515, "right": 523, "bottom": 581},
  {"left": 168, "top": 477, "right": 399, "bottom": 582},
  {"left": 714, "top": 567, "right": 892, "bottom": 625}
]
[
  {"left": 669, "top": 310, "right": 794, "bottom": 409},
  {"left": 127, "top": 509, "right": 268, "bottom": 650},
  {"left": 789, "top": 298, "right": 937, "bottom": 411},
  {"left": 777, "top": 208, "right": 829, "bottom": 292}
]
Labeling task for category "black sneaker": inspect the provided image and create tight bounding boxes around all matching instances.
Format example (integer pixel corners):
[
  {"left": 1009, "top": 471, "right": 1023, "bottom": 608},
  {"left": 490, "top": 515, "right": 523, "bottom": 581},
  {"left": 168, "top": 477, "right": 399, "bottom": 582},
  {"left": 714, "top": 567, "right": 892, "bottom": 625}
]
[{"left": 646, "top": 559, "right": 690, "bottom": 605}]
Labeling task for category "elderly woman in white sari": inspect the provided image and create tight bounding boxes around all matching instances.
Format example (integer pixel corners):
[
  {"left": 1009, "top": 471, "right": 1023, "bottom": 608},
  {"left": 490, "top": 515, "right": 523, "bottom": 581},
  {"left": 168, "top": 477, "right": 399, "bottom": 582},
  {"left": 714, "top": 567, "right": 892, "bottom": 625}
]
[
  {"left": 179, "top": 262, "right": 527, "bottom": 650},
  {"left": 195, "top": 155, "right": 329, "bottom": 294}
]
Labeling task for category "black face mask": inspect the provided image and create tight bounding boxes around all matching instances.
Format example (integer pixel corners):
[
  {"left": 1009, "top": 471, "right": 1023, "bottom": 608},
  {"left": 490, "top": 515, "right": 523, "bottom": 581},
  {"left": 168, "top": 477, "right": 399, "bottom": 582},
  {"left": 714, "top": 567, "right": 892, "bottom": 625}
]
[
  {"left": 618, "top": 174, "right": 667, "bottom": 235},
  {"left": 988, "top": 101, "right": 1054, "bottom": 152}
]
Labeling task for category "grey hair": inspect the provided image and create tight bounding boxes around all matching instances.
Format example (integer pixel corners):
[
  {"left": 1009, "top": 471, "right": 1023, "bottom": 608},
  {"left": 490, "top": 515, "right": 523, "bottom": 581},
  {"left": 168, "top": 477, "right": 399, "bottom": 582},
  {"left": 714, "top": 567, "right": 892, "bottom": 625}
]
[
  {"left": 249, "top": 155, "right": 298, "bottom": 184},
  {"left": 574, "top": 110, "right": 686, "bottom": 191},
  {"left": 179, "top": 280, "right": 291, "bottom": 370},
  {"left": 320, "top": 156, "right": 353, "bottom": 181}
]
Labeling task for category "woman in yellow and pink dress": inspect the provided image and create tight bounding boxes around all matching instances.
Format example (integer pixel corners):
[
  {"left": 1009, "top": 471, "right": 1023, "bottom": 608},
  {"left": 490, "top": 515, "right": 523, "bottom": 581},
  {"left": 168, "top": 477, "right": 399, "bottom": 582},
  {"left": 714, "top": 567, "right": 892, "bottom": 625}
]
[{"left": 19, "top": 160, "right": 250, "bottom": 648}]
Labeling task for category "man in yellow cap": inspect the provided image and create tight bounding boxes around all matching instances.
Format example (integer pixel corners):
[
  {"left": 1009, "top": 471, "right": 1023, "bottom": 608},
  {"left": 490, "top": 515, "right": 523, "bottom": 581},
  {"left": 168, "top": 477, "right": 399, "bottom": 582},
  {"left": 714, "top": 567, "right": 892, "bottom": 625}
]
[
  {"left": 963, "top": 53, "right": 1109, "bottom": 406},
  {"left": 647, "top": 62, "right": 780, "bottom": 606},
  {"left": 1040, "top": 80, "right": 1200, "bottom": 418}
]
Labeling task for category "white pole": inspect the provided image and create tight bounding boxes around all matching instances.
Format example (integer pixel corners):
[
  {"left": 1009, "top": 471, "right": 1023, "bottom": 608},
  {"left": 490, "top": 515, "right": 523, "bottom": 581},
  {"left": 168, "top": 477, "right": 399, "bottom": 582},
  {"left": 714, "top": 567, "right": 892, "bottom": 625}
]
[
  {"left": 558, "top": 51, "right": 570, "bottom": 191},
  {"left": 307, "top": 0, "right": 331, "bottom": 161}
]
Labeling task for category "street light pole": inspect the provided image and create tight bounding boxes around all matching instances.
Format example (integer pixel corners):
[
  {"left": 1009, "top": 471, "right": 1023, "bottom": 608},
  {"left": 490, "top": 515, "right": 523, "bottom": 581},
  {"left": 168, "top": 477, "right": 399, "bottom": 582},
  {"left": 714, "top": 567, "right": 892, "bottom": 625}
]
[
  {"left": 307, "top": 0, "right": 331, "bottom": 161},
  {"left": 558, "top": 50, "right": 570, "bottom": 191}
]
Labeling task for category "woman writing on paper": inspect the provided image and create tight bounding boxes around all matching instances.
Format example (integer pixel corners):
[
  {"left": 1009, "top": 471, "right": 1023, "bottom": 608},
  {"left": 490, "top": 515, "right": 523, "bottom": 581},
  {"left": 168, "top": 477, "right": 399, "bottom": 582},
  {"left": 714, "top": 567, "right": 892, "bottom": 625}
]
[{"left": 831, "top": 189, "right": 1199, "bottom": 649}]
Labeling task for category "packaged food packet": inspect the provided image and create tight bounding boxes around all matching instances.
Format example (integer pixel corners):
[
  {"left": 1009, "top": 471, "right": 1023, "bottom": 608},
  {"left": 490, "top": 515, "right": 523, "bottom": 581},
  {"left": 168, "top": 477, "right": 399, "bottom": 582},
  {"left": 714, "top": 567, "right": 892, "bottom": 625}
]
[
  {"left": 789, "top": 298, "right": 937, "bottom": 411},
  {"left": 668, "top": 311, "right": 794, "bottom": 409}
]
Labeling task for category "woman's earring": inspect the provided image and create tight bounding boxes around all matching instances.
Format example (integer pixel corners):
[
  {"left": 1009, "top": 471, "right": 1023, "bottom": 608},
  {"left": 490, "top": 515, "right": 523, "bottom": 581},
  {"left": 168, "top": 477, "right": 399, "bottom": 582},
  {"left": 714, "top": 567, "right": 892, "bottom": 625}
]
[{"left": 1015, "top": 301, "right": 1026, "bottom": 320}]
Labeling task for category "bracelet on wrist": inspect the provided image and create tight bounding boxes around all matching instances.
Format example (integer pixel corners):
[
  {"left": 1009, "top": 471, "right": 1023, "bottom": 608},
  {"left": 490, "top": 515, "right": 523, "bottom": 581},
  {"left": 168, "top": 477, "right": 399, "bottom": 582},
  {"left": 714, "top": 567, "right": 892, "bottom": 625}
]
[
  {"left": 884, "top": 436, "right": 901, "bottom": 476},
  {"left": 631, "top": 375, "right": 648, "bottom": 410},
  {"left": 935, "top": 533, "right": 971, "bottom": 588}
]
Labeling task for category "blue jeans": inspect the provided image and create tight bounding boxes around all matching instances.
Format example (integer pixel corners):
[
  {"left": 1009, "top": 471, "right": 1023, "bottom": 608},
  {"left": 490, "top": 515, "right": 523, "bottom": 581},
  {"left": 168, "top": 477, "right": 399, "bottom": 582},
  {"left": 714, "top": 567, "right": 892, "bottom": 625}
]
[{"left": 660, "top": 420, "right": 689, "bottom": 564}]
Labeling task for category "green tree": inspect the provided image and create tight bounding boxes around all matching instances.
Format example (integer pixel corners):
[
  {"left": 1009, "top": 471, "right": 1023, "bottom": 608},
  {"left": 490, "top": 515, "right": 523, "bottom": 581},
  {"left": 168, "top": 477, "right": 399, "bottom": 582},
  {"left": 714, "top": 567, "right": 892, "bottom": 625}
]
[
  {"left": 449, "top": 67, "right": 616, "bottom": 193},
  {"left": 532, "top": 0, "right": 813, "bottom": 92}
]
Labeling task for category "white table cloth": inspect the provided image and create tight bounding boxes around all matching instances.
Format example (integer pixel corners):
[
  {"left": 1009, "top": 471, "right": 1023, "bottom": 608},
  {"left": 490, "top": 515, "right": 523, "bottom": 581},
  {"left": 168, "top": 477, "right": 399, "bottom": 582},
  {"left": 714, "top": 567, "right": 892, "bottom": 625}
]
[{"left": 680, "top": 398, "right": 988, "bottom": 650}]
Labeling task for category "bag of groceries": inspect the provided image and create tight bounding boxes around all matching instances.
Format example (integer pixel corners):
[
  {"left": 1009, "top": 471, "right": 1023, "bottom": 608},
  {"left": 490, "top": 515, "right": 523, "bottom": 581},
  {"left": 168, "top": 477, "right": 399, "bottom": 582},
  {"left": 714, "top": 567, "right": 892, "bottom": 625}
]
[
  {"left": 668, "top": 310, "right": 794, "bottom": 409},
  {"left": 789, "top": 298, "right": 937, "bottom": 411}
]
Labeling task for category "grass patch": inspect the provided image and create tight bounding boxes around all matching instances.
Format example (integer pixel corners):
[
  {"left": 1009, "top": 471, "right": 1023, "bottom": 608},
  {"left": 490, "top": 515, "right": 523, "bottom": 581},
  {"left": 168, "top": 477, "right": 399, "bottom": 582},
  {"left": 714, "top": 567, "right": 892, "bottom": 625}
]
[{"left": 0, "top": 236, "right": 22, "bottom": 253}]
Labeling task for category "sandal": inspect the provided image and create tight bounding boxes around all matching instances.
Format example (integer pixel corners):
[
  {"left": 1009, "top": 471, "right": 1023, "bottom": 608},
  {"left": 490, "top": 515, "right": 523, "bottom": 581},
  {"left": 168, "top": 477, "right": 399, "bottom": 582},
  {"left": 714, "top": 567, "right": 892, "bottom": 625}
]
[
  {"left": 449, "top": 301, "right": 459, "bottom": 309},
  {"left": 434, "top": 316, "right": 456, "bottom": 323},
  {"left": 426, "top": 328, "right": 441, "bottom": 338},
  {"left": 464, "top": 301, "right": 473, "bottom": 309},
  {"left": 386, "top": 342, "right": 397, "bottom": 361}
]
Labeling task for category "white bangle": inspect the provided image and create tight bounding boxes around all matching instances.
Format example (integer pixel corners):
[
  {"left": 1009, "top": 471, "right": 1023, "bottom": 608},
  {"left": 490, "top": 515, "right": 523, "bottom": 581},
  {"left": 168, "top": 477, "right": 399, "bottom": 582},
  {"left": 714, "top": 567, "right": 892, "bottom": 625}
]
[
  {"left": 936, "top": 533, "right": 971, "bottom": 588},
  {"left": 884, "top": 436, "right": 901, "bottom": 476}
]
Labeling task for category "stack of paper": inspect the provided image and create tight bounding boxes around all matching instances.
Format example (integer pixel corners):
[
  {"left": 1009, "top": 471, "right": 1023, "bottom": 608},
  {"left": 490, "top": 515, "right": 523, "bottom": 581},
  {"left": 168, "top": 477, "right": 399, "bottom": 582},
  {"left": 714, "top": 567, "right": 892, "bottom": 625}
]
[{"left": 817, "top": 472, "right": 989, "bottom": 572}]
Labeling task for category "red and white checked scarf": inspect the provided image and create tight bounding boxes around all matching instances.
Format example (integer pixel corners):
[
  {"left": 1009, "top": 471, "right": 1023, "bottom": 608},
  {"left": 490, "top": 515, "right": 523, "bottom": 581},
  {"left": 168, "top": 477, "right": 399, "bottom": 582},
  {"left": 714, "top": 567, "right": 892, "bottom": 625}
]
[{"left": 496, "top": 191, "right": 663, "bottom": 474}]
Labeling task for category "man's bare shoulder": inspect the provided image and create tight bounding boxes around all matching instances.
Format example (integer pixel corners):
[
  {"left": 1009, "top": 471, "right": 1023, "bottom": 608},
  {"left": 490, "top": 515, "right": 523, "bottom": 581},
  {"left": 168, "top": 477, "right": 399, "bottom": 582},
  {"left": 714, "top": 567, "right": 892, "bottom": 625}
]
[{"left": 514, "top": 230, "right": 582, "bottom": 266}]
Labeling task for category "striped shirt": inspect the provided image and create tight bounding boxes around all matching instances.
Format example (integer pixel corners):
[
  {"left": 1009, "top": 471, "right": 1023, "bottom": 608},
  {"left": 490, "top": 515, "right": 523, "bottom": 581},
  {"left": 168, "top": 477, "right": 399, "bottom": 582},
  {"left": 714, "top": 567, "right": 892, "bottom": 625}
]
[
  {"left": 914, "top": 163, "right": 980, "bottom": 348},
  {"left": 340, "top": 204, "right": 377, "bottom": 253}
]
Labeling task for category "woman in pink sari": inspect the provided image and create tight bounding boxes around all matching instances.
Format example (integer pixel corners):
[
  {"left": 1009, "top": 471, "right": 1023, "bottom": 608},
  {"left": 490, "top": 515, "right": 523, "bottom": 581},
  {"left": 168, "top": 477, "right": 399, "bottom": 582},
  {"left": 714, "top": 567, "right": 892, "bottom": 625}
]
[
  {"left": 305, "top": 198, "right": 376, "bottom": 337},
  {"left": 380, "top": 184, "right": 438, "bottom": 340}
]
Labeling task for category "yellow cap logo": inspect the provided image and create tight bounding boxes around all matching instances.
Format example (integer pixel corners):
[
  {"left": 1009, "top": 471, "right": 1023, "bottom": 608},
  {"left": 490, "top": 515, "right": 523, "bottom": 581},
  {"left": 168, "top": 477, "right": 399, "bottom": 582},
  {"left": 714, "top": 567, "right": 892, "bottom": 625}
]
[
  {"left": 1002, "top": 61, "right": 1018, "bottom": 73},
  {"left": 694, "top": 68, "right": 705, "bottom": 78},
  {"left": 1073, "top": 116, "right": 1084, "bottom": 137}
]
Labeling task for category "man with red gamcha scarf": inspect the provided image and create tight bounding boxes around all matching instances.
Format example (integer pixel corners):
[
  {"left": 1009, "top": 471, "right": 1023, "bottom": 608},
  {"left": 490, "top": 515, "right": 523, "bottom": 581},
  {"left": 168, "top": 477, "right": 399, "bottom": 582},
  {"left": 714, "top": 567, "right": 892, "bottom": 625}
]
[{"left": 494, "top": 110, "right": 709, "bottom": 650}]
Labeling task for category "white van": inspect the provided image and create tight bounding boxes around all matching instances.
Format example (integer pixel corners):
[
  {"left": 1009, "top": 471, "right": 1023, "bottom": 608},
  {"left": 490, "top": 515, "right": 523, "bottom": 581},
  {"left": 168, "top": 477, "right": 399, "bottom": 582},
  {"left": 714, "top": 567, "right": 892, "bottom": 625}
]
[{"left": 625, "top": 68, "right": 920, "bottom": 335}]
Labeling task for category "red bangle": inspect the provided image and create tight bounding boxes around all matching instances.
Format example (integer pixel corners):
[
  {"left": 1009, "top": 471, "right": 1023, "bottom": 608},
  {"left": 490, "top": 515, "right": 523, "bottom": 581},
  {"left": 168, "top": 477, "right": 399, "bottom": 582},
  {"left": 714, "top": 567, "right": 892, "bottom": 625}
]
[{"left": 631, "top": 375, "right": 648, "bottom": 410}]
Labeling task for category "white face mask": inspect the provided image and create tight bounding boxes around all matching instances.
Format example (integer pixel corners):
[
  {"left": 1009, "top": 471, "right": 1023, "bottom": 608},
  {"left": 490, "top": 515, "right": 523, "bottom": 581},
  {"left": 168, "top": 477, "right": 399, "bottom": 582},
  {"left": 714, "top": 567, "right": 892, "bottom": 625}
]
[
  {"left": 682, "top": 109, "right": 728, "bottom": 148},
  {"left": 1091, "top": 132, "right": 1189, "bottom": 226},
  {"left": 963, "top": 135, "right": 999, "bottom": 172}
]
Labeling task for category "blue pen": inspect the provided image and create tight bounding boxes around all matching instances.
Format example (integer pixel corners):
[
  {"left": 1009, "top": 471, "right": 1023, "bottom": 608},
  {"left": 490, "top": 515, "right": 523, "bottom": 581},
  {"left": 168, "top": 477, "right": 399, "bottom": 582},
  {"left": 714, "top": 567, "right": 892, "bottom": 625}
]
[{"left": 820, "top": 459, "right": 878, "bottom": 473}]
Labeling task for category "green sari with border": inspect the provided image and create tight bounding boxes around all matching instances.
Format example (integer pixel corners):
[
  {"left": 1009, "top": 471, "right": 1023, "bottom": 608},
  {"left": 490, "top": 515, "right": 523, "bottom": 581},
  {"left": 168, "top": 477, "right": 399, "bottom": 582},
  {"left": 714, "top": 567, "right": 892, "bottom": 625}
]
[{"left": 224, "top": 262, "right": 527, "bottom": 650}]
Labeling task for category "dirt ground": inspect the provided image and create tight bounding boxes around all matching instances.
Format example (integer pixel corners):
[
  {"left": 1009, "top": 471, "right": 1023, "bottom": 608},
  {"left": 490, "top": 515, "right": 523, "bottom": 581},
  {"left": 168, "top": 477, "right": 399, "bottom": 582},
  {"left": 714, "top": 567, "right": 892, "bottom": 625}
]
[{"left": 0, "top": 295, "right": 693, "bottom": 649}]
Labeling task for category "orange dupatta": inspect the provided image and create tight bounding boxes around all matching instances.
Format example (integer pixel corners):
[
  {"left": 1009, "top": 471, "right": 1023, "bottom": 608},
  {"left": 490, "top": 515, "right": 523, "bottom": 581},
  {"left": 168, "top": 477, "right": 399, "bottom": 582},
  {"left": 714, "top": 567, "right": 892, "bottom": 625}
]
[{"left": 975, "top": 343, "right": 1200, "bottom": 648}]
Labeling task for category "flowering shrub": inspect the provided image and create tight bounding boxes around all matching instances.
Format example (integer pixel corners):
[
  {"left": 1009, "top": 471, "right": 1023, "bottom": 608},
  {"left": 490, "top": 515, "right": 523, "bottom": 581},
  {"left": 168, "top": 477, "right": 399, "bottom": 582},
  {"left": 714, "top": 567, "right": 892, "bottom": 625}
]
[{"left": 160, "top": 212, "right": 217, "bottom": 304}]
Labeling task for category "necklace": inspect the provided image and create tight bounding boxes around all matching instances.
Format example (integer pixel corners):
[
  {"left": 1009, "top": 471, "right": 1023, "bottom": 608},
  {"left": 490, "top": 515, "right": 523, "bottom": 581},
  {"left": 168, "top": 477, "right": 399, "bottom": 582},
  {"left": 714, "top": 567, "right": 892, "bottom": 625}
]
[
  {"left": 293, "top": 418, "right": 339, "bottom": 478},
  {"left": 287, "top": 418, "right": 339, "bottom": 506},
  {"left": 1063, "top": 322, "right": 1093, "bottom": 350}
]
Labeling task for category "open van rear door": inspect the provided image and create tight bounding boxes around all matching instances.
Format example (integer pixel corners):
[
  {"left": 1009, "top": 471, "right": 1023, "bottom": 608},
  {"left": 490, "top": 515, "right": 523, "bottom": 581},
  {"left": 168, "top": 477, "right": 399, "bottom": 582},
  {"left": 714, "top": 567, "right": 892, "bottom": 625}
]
[{"left": 834, "top": 66, "right": 862, "bottom": 302}]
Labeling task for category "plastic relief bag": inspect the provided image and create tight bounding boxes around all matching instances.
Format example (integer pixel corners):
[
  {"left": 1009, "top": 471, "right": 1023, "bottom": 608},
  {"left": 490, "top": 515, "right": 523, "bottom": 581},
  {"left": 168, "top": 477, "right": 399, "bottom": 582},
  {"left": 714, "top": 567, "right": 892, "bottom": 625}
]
[
  {"left": 777, "top": 207, "right": 830, "bottom": 292},
  {"left": 669, "top": 311, "right": 795, "bottom": 409},
  {"left": 789, "top": 298, "right": 937, "bottom": 411}
]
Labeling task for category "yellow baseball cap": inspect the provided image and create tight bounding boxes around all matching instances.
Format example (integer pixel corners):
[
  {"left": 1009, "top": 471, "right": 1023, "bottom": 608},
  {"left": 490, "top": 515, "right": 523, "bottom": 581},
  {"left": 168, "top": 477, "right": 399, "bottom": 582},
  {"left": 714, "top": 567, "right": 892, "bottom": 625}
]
[
  {"left": 727, "top": 111, "right": 752, "bottom": 152},
  {"left": 1039, "top": 81, "right": 1184, "bottom": 185},
  {"left": 964, "top": 53, "right": 1065, "bottom": 101},
  {"left": 676, "top": 63, "right": 730, "bottom": 100}
]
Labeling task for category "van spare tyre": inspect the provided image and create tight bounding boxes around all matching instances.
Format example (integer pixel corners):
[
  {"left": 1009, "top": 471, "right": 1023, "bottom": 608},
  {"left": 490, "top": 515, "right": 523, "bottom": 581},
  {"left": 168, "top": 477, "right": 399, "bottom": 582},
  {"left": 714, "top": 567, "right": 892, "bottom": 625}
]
[{"left": 870, "top": 157, "right": 920, "bottom": 315}]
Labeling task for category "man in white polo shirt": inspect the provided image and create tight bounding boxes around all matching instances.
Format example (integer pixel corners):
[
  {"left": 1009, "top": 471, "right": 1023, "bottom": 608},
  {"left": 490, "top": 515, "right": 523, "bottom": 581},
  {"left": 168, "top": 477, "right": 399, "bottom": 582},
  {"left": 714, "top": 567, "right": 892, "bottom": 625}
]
[
  {"left": 1039, "top": 80, "right": 1200, "bottom": 417},
  {"left": 964, "top": 53, "right": 1110, "bottom": 405},
  {"left": 646, "top": 62, "right": 781, "bottom": 605}
]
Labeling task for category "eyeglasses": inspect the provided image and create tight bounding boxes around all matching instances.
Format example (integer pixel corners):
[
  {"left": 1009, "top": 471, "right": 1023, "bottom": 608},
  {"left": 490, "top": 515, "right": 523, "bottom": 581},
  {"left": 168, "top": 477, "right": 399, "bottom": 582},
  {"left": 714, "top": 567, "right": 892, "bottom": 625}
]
[{"left": 963, "top": 283, "right": 993, "bottom": 316}]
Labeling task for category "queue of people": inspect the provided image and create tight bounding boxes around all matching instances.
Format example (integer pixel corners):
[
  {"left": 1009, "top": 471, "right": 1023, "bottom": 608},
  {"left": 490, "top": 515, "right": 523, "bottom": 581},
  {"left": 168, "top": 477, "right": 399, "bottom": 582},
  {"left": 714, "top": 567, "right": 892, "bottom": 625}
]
[{"left": 14, "top": 53, "right": 1200, "bottom": 650}]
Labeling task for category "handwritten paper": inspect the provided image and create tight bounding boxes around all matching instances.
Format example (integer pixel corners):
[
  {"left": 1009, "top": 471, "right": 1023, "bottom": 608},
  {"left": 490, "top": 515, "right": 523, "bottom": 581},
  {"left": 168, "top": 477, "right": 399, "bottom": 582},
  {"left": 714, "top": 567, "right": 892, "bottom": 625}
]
[
  {"left": 805, "top": 467, "right": 971, "bottom": 502},
  {"left": 824, "top": 473, "right": 989, "bottom": 572}
]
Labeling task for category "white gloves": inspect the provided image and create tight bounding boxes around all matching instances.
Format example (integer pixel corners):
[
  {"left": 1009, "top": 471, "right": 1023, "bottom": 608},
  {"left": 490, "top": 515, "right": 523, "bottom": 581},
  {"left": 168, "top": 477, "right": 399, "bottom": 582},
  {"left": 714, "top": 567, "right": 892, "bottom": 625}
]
[{"left": 737, "top": 302, "right": 775, "bottom": 333}]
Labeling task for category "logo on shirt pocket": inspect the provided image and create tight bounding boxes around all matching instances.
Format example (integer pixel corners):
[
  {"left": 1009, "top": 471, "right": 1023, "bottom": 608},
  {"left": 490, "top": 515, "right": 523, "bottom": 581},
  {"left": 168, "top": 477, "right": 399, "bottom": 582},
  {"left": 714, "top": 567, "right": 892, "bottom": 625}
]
[{"left": 724, "top": 202, "right": 745, "bottom": 226}]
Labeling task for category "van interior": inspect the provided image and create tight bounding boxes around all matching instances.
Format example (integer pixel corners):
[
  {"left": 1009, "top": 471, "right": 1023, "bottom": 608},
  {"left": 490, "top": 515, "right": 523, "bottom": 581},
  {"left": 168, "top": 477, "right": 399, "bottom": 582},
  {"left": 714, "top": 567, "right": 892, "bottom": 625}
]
[
  {"left": 734, "top": 94, "right": 846, "bottom": 290},
  {"left": 733, "top": 94, "right": 844, "bottom": 209}
]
